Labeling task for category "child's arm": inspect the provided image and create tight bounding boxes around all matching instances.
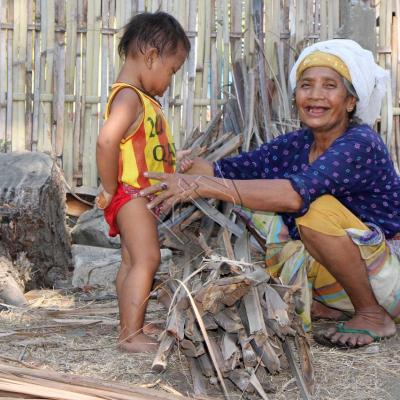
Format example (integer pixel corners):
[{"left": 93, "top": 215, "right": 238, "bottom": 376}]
[{"left": 96, "top": 89, "right": 142, "bottom": 209}]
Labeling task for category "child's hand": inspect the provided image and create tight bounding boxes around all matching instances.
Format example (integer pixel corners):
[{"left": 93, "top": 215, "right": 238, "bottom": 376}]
[
  {"left": 179, "top": 158, "right": 194, "bottom": 173},
  {"left": 95, "top": 188, "right": 114, "bottom": 210},
  {"left": 176, "top": 147, "right": 208, "bottom": 173},
  {"left": 176, "top": 148, "right": 192, "bottom": 162},
  {"left": 176, "top": 148, "right": 193, "bottom": 173}
]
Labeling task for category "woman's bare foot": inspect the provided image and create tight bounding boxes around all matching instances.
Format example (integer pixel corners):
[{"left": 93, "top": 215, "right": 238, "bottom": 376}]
[
  {"left": 324, "top": 306, "right": 396, "bottom": 347},
  {"left": 311, "top": 300, "right": 352, "bottom": 321},
  {"left": 118, "top": 333, "right": 159, "bottom": 353}
]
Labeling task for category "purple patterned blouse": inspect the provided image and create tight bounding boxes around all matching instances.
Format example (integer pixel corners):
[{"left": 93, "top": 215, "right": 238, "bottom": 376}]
[{"left": 214, "top": 124, "right": 400, "bottom": 239}]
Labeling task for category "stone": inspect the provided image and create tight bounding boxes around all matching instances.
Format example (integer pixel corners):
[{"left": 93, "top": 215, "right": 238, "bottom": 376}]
[
  {"left": 71, "top": 208, "right": 121, "bottom": 248},
  {"left": 71, "top": 245, "right": 173, "bottom": 288}
]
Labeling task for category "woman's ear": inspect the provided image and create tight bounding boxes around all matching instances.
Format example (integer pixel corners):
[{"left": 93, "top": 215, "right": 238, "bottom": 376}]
[
  {"left": 144, "top": 47, "right": 159, "bottom": 69},
  {"left": 346, "top": 95, "right": 357, "bottom": 113}
]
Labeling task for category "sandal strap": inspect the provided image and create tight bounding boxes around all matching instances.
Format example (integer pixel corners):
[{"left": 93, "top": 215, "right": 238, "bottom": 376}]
[{"left": 336, "top": 322, "right": 381, "bottom": 340}]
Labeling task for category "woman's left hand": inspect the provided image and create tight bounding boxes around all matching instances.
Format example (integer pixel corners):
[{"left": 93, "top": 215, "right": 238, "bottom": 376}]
[{"left": 140, "top": 171, "right": 202, "bottom": 213}]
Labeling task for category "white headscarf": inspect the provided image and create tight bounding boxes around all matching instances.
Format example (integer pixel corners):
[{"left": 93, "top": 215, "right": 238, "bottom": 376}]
[{"left": 289, "top": 39, "right": 389, "bottom": 126}]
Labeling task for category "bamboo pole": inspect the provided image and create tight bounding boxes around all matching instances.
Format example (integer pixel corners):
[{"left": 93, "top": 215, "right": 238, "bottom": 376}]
[
  {"left": 73, "top": 0, "right": 85, "bottom": 182},
  {"left": 201, "top": 0, "right": 211, "bottom": 129},
  {"left": 63, "top": 0, "right": 78, "bottom": 185},
  {"left": 378, "top": 0, "right": 390, "bottom": 144},
  {"left": 82, "top": 0, "right": 101, "bottom": 187},
  {"left": 295, "top": 0, "right": 306, "bottom": 51},
  {"left": 210, "top": 0, "right": 218, "bottom": 116},
  {"left": 222, "top": 0, "right": 229, "bottom": 97},
  {"left": 108, "top": 0, "right": 116, "bottom": 88},
  {"left": 389, "top": 12, "right": 398, "bottom": 162},
  {"left": 54, "top": 0, "right": 66, "bottom": 158},
  {"left": 193, "top": 0, "right": 205, "bottom": 129},
  {"left": 38, "top": 0, "right": 55, "bottom": 153},
  {"left": 12, "top": 0, "right": 27, "bottom": 151},
  {"left": 184, "top": 0, "right": 196, "bottom": 138},
  {"left": 230, "top": 0, "right": 242, "bottom": 64},
  {"left": 100, "top": 0, "right": 111, "bottom": 122},
  {"left": 171, "top": 0, "right": 187, "bottom": 147},
  {"left": 25, "top": 0, "right": 34, "bottom": 150},
  {"left": 0, "top": 0, "right": 8, "bottom": 149},
  {"left": 32, "top": 0, "right": 41, "bottom": 152},
  {"left": 319, "top": 0, "right": 327, "bottom": 40}
]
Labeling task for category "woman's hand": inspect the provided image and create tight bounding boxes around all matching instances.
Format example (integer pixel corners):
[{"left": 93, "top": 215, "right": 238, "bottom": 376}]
[{"left": 140, "top": 171, "right": 202, "bottom": 213}]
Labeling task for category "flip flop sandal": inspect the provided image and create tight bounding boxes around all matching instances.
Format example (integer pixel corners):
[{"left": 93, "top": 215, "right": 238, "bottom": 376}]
[{"left": 313, "top": 322, "right": 385, "bottom": 349}]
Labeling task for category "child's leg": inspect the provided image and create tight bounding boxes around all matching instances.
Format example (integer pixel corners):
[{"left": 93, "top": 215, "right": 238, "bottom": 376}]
[{"left": 116, "top": 197, "right": 161, "bottom": 353}]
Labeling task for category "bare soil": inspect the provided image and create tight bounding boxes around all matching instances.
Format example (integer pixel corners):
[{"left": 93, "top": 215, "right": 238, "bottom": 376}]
[{"left": 0, "top": 287, "right": 399, "bottom": 400}]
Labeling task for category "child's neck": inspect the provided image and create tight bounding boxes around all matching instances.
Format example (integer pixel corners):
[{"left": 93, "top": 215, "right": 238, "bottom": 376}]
[{"left": 116, "top": 60, "right": 144, "bottom": 92}]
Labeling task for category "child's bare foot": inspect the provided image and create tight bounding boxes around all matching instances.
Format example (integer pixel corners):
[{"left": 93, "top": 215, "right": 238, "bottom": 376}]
[
  {"left": 118, "top": 333, "right": 158, "bottom": 353},
  {"left": 142, "top": 321, "right": 164, "bottom": 336}
]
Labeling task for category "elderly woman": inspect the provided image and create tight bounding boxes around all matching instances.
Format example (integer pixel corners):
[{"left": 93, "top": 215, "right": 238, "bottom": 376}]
[{"left": 141, "top": 39, "right": 400, "bottom": 348}]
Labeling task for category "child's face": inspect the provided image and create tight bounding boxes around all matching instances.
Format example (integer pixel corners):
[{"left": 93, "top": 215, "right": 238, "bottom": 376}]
[{"left": 143, "top": 44, "right": 188, "bottom": 97}]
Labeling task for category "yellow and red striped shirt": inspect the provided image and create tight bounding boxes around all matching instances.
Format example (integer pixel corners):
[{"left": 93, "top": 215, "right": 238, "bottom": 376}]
[{"left": 105, "top": 83, "right": 176, "bottom": 189}]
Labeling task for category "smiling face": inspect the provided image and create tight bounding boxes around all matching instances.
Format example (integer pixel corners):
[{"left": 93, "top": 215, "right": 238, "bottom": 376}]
[
  {"left": 141, "top": 44, "right": 188, "bottom": 97},
  {"left": 295, "top": 66, "right": 357, "bottom": 136}
]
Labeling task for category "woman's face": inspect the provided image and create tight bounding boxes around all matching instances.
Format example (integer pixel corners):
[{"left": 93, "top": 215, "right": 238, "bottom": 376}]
[{"left": 295, "top": 66, "right": 357, "bottom": 134}]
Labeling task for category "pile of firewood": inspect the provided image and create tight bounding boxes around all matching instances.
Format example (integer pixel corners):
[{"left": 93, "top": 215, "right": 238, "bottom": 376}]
[{"left": 154, "top": 249, "right": 314, "bottom": 399}]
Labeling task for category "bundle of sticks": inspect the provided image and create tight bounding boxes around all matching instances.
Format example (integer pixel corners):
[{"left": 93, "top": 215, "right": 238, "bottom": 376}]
[{"left": 154, "top": 246, "right": 314, "bottom": 399}]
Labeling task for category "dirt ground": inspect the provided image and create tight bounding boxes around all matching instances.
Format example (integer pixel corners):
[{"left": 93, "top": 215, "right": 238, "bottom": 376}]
[{"left": 1, "top": 287, "right": 400, "bottom": 400}]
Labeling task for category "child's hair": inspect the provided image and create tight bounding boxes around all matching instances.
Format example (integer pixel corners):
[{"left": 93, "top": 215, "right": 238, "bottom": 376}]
[{"left": 118, "top": 12, "right": 191, "bottom": 59}]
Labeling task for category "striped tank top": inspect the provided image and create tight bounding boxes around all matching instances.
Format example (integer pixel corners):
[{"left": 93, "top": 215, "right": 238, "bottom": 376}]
[{"left": 104, "top": 83, "right": 176, "bottom": 189}]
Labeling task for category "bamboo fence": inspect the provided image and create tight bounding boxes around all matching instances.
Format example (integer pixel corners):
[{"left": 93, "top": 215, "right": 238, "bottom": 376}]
[{"left": 0, "top": 0, "right": 399, "bottom": 188}]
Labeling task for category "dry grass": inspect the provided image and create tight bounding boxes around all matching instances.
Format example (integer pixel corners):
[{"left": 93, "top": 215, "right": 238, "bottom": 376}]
[{"left": 0, "top": 289, "right": 399, "bottom": 400}]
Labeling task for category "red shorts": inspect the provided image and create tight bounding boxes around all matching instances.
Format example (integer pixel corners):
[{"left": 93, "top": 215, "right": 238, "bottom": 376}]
[{"left": 104, "top": 183, "right": 161, "bottom": 237}]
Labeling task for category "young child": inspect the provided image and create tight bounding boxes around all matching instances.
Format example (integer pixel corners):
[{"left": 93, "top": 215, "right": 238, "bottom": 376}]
[{"left": 95, "top": 11, "right": 191, "bottom": 353}]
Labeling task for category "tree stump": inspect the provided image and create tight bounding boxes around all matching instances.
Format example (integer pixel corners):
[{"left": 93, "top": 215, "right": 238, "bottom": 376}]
[{"left": 0, "top": 152, "right": 72, "bottom": 290}]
